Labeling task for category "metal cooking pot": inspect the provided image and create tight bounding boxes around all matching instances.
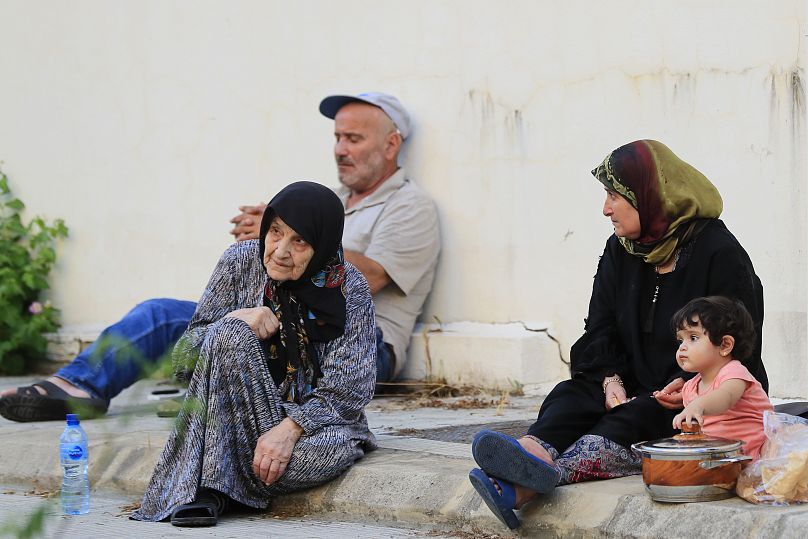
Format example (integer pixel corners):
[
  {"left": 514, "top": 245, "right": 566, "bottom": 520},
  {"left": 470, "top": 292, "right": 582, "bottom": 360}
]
[{"left": 631, "top": 423, "right": 752, "bottom": 503}]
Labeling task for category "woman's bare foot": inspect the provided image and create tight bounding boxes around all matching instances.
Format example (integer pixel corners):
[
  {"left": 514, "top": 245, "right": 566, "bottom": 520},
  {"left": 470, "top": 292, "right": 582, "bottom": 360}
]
[
  {"left": 518, "top": 436, "right": 554, "bottom": 463},
  {"left": 510, "top": 436, "right": 555, "bottom": 507},
  {"left": 0, "top": 377, "right": 91, "bottom": 399}
]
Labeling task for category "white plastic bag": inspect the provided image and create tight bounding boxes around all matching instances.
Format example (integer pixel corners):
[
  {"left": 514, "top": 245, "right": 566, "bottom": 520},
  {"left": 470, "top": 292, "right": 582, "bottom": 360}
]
[{"left": 736, "top": 411, "right": 808, "bottom": 505}]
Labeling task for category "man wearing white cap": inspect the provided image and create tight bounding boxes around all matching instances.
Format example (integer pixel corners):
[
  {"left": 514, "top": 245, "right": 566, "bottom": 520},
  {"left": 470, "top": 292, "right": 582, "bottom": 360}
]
[
  {"left": 0, "top": 92, "right": 439, "bottom": 422},
  {"left": 234, "top": 92, "right": 441, "bottom": 382},
  {"left": 321, "top": 92, "right": 440, "bottom": 382}
]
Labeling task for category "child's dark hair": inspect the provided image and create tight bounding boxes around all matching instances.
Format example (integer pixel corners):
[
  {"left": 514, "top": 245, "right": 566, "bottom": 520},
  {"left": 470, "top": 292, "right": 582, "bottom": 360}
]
[{"left": 670, "top": 296, "right": 757, "bottom": 363}]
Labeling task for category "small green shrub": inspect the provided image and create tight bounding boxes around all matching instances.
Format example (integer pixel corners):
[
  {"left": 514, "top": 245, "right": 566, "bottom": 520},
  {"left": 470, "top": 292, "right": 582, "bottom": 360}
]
[{"left": 0, "top": 168, "right": 68, "bottom": 374}]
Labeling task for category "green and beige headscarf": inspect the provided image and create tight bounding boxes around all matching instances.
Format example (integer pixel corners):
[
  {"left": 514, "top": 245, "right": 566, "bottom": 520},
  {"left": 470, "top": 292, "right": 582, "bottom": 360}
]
[{"left": 592, "top": 140, "right": 723, "bottom": 265}]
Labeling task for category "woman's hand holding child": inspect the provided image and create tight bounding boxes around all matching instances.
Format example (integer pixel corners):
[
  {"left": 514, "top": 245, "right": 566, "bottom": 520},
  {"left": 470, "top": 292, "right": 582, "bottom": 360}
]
[{"left": 653, "top": 377, "right": 685, "bottom": 410}]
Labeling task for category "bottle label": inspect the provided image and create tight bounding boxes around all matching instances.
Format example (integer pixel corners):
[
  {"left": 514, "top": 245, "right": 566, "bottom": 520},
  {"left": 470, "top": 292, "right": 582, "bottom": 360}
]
[{"left": 61, "top": 444, "right": 85, "bottom": 460}]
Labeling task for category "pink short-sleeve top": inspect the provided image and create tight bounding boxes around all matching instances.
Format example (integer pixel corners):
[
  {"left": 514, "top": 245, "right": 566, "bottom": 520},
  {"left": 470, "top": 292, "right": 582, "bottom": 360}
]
[{"left": 682, "top": 360, "right": 773, "bottom": 460}]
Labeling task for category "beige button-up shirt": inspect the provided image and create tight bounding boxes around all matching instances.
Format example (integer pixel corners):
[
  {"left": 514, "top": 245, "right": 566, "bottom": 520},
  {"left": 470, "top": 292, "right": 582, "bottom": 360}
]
[{"left": 337, "top": 168, "right": 440, "bottom": 376}]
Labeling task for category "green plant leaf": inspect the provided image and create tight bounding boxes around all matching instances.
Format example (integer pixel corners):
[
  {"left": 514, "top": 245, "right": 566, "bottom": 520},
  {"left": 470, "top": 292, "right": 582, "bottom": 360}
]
[
  {"left": 5, "top": 198, "right": 24, "bottom": 211},
  {"left": 21, "top": 273, "right": 37, "bottom": 289},
  {"left": 55, "top": 219, "right": 69, "bottom": 237},
  {"left": 0, "top": 170, "right": 67, "bottom": 374}
]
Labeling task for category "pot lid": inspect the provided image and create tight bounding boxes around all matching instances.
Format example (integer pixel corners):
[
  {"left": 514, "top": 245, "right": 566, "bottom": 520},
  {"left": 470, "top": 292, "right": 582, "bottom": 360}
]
[{"left": 633, "top": 424, "right": 743, "bottom": 456}]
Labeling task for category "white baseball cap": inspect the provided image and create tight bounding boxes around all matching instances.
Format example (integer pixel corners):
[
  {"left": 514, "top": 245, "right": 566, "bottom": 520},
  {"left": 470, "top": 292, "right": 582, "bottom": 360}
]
[{"left": 319, "top": 92, "right": 411, "bottom": 139}]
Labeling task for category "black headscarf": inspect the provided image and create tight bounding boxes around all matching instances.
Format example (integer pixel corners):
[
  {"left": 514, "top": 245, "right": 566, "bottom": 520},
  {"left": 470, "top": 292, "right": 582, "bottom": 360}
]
[{"left": 258, "top": 181, "right": 346, "bottom": 399}]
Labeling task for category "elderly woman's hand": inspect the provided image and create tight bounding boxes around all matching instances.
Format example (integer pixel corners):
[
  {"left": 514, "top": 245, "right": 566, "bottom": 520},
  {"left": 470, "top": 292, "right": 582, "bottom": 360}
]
[
  {"left": 653, "top": 378, "right": 685, "bottom": 410},
  {"left": 225, "top": 307, "right": 279, "bottom": 340},
  {"left": 253, "top": 418, "right": 304, "bottom": 485}
]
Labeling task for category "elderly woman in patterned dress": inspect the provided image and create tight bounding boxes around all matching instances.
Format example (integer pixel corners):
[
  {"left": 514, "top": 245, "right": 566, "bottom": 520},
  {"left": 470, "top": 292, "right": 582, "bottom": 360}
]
[{"left": 132, "top": 181, "right": 377, "bottom": 526}]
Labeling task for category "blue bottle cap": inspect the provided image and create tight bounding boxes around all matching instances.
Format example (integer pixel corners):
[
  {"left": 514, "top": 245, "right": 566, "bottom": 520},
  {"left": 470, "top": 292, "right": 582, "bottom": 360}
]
[{"left": 66, "top": 414, "right": 80, "bottom": 425}]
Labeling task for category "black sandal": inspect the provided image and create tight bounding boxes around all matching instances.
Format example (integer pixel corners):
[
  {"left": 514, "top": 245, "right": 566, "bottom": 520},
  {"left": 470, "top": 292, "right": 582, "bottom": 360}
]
[
  {"left": 171, "top": 490, "right": 229, "bottom": 527},
  {"left": 0, "top": 380, "right": 108, "bottom": 422}
]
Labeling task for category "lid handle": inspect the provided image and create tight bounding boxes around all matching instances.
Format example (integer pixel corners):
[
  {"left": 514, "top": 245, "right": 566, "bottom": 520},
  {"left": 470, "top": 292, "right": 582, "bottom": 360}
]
[
  {"left": 673, "top": 420, "right": 707, "bottom": 440},
  {"left": 680, "top": 421, "right": 702, "bottom": 435}
]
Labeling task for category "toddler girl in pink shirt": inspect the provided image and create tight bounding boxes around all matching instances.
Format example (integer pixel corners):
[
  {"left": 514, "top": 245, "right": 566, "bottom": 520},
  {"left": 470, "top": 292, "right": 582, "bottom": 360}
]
[{"left": 671, "top": 296, "right": 773, "bottom": 460}]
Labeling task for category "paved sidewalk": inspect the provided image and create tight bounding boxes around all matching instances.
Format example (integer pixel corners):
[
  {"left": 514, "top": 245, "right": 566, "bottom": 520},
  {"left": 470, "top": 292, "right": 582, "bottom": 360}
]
[
  {"left": 1, "top": 376, "right": 807, "bottom": 538},
  {"left": 0, "top": 490, "right": 468, "bottom": 539}
]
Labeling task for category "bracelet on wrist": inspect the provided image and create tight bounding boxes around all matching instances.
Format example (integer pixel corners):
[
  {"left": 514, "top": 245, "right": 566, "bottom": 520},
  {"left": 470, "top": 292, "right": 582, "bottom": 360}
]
[{"left": 602, "top": 375, "right": 623, "bottom": 394}]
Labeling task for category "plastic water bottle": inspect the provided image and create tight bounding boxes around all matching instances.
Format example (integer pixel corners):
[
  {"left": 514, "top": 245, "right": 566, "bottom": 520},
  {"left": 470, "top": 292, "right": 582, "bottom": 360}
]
[{"left": 60, "top": 413, "right": 89, "bottom": 515}]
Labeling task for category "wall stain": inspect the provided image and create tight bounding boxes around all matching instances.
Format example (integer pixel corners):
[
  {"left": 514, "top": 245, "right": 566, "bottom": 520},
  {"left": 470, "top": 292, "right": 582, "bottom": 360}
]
[
  {"left": 672, "top": 72, "right": 696, "bottom": 114},
  {"left": 769, "top": 74, "right": 780, "bottom": 149},
  {"left": 768, "top": 68, "right": 806, "bottom": 181},
  {"left": 465, "top": 89, "right": 528, "bottom": 159},
  {"left": 790, "top": 69, "right": 805, "bottom": 168}
]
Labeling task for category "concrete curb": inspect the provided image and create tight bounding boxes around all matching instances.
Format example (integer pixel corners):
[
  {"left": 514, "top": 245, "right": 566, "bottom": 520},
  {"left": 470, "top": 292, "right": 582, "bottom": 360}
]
[
  {"left": 3, "top": 413, "right": 808, "bottom": 538},
  {"left": 0, "top": 417, "right": 505, "bottom": 532},
  {"left": 3, "top": 376, "right": 808, "bottom": 538}
]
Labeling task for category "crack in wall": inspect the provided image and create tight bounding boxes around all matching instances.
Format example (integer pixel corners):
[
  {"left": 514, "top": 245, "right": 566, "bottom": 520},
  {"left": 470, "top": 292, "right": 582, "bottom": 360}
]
[
  {"left": 513, "top": 321, "right": 569, "bottom": 366},
  {"left": 421, "top": 315, "right": 444, "bottom": 382}
]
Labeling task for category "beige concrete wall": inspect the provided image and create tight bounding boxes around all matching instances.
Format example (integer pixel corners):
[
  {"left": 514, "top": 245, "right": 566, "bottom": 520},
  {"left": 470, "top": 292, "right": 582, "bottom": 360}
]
[{"left": 1, "top": 1, "right": 805, "bottom": 396}]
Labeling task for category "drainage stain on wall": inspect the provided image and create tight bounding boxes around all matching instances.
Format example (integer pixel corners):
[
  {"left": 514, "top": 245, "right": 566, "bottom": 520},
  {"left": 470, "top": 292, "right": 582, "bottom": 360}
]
[
  {"left": 671, "top": 72, "right": 696, "bottom": 114},
  {"left": 769, "top": 69, "right": 806, "bottom": 151},
  {"left": 789, "top": 69, "right": 805, "bottom": 162},
  {"left": 464, "top": 89, "right": 528, "bottom": 159}
]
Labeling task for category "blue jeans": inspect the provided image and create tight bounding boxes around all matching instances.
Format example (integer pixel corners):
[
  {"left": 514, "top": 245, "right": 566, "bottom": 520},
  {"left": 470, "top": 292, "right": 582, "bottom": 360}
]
[
  {"left": 56, "top": 299, "right": 197, "bottom": 402},
  {"left": 375, "top": 326, "right": 396, "bottom": 384},
  {"left": 55, "top": 298, "right": 395, "bottom": 402}
]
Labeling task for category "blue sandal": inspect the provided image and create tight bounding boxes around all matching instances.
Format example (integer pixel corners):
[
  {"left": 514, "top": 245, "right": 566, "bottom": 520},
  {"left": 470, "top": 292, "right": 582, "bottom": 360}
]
[
  {"left": 472, "top": 430, "right": 560, "bottom": 494},
  {"left": 468, "top": 468, "right": 520, "bottom": 529}
]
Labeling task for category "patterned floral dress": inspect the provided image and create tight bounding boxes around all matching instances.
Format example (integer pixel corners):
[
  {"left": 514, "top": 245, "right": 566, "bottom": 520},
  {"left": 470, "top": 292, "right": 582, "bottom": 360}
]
[{"left": 132, "top": 240, "right": 377, "bottom": 521}]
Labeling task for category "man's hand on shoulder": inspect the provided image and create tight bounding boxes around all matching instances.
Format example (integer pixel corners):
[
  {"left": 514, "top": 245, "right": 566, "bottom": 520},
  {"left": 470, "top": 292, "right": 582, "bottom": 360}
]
[{"left": 229, "top": 203, "right": 267, "bottom": 241}]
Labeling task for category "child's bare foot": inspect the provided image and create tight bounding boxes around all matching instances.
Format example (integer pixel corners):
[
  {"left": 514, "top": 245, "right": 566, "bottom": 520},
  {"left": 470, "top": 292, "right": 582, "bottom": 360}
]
[{"left": 0, "top": 377, "right": 91, "bottom": 399}]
